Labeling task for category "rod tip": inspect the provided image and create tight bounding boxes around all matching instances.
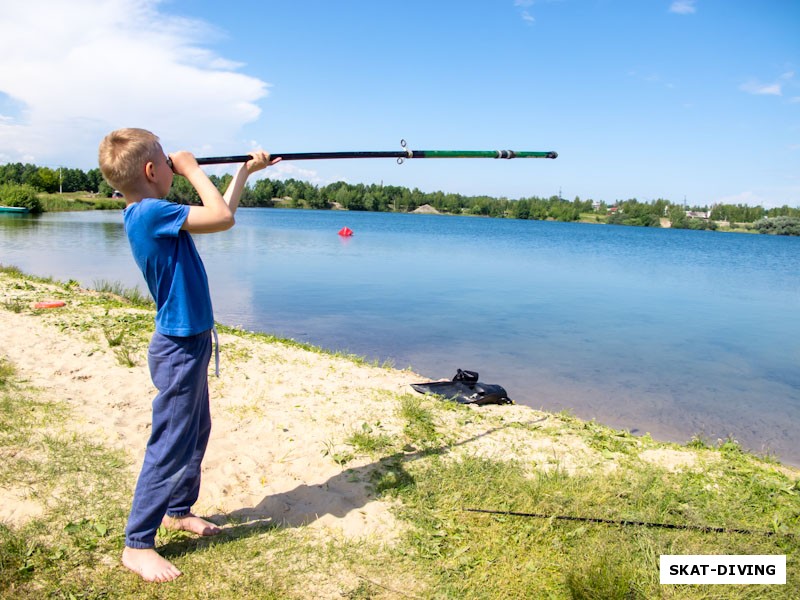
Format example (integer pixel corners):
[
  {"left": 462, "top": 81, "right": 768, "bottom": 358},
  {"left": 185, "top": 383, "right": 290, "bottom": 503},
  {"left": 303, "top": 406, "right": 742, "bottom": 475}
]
[{"left": 548, "top": 151, "right": 558, "bottom": 159}]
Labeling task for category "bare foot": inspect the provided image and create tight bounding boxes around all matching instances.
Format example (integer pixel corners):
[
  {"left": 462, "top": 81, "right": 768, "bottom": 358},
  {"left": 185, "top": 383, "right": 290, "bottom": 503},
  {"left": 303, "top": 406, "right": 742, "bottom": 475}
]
[
  {"left": 122, "top": 547, "right": 182, "bottom": 583},
  {"left": 162, "top": 513, "right": 222, "bottom": 536}
]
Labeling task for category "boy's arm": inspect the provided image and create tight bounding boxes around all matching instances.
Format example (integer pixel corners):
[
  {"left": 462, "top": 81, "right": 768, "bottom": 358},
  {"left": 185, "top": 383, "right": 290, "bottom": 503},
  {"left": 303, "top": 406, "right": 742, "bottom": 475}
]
[
  {"left": 223, "top": 151, "right": 281, "bottom": 214},
  {"left": 171, "top": 151, "right": 234, "bottom": 234}
]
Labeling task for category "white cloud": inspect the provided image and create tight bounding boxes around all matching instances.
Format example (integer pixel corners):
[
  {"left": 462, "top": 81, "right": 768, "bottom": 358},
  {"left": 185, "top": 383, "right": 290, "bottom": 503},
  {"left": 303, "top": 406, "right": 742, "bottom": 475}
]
[
  {"left": 740, "top": 80, "right": 782, "bottom": 96},
  {"left": 716, "top": 187, "right": 800, "bottom": 209},
  {"left": 669, "top": 1, "right": 697, "bottom": 14},
  {"left": 739, "top": 71, "right": 797, "bottom": 98},
  {"left": 0, "top": 0, "right": 269, "bottom": 168},
  {"left": 739, "top": 81, "right": 781, "bottom": 96},
  {"left": 263, "top": 162, "right": 325, "bottom": 186}
]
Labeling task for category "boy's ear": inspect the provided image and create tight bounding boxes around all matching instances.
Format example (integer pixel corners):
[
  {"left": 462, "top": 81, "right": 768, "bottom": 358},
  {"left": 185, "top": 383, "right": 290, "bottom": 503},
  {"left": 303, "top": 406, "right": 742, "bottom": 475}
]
[{"left": 144, "top": 161, "right": 156, "bottom": 181}]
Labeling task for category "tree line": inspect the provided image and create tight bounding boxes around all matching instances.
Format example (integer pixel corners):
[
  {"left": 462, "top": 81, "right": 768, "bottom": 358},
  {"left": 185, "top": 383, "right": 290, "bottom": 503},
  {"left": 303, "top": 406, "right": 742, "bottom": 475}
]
[{"left": 2, "top": 161, "right": 799, "bottom": 233}]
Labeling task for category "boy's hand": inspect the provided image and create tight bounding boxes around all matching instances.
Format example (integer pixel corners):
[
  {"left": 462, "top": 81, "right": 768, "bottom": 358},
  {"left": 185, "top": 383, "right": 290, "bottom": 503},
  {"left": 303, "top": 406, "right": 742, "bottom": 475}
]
[
  {"left": 168, "top": 151, "right": 200, "bottom": 176},
  {"left": 245, "top": 150, "right": 281, "bottom": 174}
]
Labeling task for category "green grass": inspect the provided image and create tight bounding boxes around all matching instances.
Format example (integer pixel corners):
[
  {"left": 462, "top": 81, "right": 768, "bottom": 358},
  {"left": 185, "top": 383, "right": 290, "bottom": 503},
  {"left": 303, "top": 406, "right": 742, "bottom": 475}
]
[
  {"left": 399, "top": 394, "right": 441, "bottom": 447},
  {"left": 93, "top": 279, "right": 154, "bottom": 308},
  {"left": 1, "top": 268, "right": 798, "bottom": 598},
  {"left": 345, "top": 422, "right": 395, "bottom": 456},
  {"left": 391, "top": 452, "right": 798, "bottom": 598},
  {"left": 37, "top": 192, "right": 125, "bottom": 212}
]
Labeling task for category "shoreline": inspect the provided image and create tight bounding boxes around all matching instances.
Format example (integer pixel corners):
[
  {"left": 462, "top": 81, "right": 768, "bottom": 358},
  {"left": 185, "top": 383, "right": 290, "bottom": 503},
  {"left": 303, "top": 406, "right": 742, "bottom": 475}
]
[
  {"left": 2, "top": 268, "right": 799, "bottom": 596},
  {"left": 1, "top": 264, "right": 797, "bottom": 471},
  {"left": 0, "top": 272, "right": 800, "bottom": 524}
]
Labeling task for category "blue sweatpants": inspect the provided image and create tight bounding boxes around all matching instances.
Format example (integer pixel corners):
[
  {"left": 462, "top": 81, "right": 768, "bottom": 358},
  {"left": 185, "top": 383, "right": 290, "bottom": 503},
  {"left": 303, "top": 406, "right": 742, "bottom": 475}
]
[{"left": 125, "top": 330, "right": 212, "bottom": 549}]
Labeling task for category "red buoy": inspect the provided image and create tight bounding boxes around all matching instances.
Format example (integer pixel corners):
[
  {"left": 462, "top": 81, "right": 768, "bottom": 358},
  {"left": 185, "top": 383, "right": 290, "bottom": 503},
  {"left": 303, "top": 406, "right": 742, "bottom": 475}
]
[{"left": 338, "top": 227, "right": 353, "bottom": 237}]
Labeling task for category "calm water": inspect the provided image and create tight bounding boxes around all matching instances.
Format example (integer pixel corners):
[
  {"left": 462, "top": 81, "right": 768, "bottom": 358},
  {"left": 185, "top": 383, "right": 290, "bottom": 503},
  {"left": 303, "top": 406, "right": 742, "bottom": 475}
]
[{"left": 2, "top": 208, "right": 799, "bottom": 464}]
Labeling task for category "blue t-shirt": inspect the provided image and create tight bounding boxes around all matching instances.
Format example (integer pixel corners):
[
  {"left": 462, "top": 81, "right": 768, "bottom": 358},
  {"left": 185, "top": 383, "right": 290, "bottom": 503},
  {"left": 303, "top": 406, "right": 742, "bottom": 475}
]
[{"left": 123, "top": 198, "right": 214, "bottom": 336}]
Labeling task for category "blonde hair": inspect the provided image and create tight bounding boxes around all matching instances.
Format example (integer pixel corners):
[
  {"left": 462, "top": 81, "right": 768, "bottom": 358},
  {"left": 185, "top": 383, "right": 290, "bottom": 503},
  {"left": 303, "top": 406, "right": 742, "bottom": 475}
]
[{"left": 98, "top": 128, "right": 163, "bottom": 192}]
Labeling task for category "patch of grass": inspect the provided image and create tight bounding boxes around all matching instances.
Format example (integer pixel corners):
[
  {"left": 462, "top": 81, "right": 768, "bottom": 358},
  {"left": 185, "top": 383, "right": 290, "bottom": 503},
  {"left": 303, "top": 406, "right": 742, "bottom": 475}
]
[
  {"left": 112, "top": 347, "right": 138, "bottom": 368},
  {"left": 93, "top": 279, "right": 154, "bottom": 308},
  {"left": 0, "top": 264, "right": 24, "bottom": 277},
  {"left": 385, "top": 446, "right": 800, "bottom": 599},
  {"left": 0, "top": 358, "right": 15, "bottom": 386},
  {"left": 398, "top": 394, "right": 440, "bottom": 447},
  {"left": 37, "top": 192, "right": 125, "bottom": 212},
  {"left": 103, "top": 326, "right": 125, "bottom": 347},
  {"left": 371, "top": 455, "right": 416, "bottom": 496},
  {"left": 345, "top": 422, "right": 394, "bottom": 456},
  {"left": 0, "top": 361, "right": 132, "bottom": 596},
  {"left": 580, "top": 420, "right": 640, "bottom": 457},
  {"left": 323, "top": 440, "right": 355, "bottom": 467},
  {"left": 2, "top": 298, "right": 27, "bottom": 313},
  {"left": 563, "top": 535, "right": 653, "bottom": 599}
]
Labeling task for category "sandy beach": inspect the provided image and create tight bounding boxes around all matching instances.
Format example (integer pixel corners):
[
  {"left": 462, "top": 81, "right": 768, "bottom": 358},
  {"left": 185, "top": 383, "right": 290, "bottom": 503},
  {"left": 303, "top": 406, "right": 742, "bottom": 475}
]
[
  {"left": 3, "top": 270, "right": 799, "bottom": 597},
  {"left": 0, "top": 272, "right": 611, "bottom": 538}
]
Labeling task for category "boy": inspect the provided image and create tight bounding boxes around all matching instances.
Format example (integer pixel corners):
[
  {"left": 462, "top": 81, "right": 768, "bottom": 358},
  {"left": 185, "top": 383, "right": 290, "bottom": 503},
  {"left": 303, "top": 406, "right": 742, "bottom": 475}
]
[{"left": 98, "top": 128, "right": 279, "bottom": 582}]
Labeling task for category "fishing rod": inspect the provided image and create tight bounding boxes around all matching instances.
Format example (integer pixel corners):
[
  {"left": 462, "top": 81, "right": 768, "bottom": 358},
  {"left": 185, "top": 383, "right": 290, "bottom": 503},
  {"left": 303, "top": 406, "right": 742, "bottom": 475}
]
[
  {"left": 464, "top": 508, "right": 794, "bottom": 537},
  {"left": 190, "top": 139, "right": 557, "bottom": 166}
]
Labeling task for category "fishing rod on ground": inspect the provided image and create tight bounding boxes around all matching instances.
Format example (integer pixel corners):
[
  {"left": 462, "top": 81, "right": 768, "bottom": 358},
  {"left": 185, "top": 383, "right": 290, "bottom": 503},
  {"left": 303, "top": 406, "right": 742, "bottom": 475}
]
[
  {"left": 463, "top": 508, "right": 796, "bottom": 538},
  {"left": 180, "top": 139, "right": 558, "bottom": 167}
]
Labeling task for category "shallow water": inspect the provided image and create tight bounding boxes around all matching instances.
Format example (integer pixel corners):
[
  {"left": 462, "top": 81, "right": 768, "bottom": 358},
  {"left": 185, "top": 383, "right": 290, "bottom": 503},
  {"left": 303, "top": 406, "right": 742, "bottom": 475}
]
[{"left": 2, "top": 208, "right": 798, "bottom": 464}]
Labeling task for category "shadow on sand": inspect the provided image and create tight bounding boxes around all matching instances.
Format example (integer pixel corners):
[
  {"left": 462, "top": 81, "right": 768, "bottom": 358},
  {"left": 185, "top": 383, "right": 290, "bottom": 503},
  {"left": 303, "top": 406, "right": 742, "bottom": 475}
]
[{"left": 158, "top": 416, "right": 547, "bottom": 557}]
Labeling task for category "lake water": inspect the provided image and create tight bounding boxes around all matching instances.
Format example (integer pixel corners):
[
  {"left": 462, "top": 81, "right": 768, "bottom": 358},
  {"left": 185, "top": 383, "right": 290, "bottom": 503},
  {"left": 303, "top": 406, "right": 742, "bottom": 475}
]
[{"left": 2, "top": 208, "right": 799, "bottom": 465}]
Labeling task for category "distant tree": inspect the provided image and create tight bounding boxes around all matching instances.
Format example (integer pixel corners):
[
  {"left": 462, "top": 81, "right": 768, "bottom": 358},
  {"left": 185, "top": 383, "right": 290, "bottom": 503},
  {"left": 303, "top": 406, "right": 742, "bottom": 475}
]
[
  {"left": 766, "top": 205, "right": 800, "bottom": 219},
  {"left": 86, "top": 168, "right": 105, "bottom": 193},
  {"left": 710, "top": 203, "right": 767, "bottom": 223},
  {"left": 98, "top": 179, "right": 114, "bottom": 197},
  {"left": 382, "top": 185, "right": 407, "bottom": 212},
  {"left": 247, "top": 178, "right": 279, "bottom": 207},
  {"left": 668, "top": 206, "right": 688, "bottom": 228},
  {"left": 752, "top": 216, "right": 800, "bottom": 236},
  {"left": 0, "top": 163, "right": 26, "bottom": 185},
  {"left": 509, "top": 199, "right": 530, "bottom": 219},
  {"left": 0, "top": 183, "right": 43, "bottom": 213},
  {"left": 29, "top": 167, "right": 60, "bottom": 193},
  {"left": 166, "top": 175, "right": 199, "bottom": 204},
  {"left": 60, "top": 168, "right": 90, "bottom": 192}
]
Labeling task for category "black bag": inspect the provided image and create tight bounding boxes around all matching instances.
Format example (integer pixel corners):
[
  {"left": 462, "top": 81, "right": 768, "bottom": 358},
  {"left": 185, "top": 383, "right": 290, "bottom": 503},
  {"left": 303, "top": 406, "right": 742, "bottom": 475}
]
[
  {"left": 452, "top": 368, "right": 479, "bottom": 383},
  {"left": 411, "top": 369, "right": 512, "bottom": 406}
]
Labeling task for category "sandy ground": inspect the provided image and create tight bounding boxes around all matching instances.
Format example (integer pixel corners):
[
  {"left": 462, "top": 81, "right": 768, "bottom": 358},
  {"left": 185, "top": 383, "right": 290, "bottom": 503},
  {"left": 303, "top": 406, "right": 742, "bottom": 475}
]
[
  {"left": 0, "top": 278, "right": 602, "bottom": 541},
  {"left": 6, "top": 274, "right": 775, "bottom": 544}
]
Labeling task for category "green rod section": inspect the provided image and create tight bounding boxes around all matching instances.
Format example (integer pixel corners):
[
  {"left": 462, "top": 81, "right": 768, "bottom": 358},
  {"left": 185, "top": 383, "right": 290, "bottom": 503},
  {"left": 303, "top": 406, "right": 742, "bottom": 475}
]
[{"left": 412, "top": 150, "right": 556, "bottom": 159}]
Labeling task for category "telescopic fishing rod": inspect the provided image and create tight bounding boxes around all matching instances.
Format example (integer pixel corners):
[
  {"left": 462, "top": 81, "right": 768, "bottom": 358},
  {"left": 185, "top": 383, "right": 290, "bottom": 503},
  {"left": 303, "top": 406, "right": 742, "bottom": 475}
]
[{"left": 188, "top": 139, "right": 557, "bottom": 166}]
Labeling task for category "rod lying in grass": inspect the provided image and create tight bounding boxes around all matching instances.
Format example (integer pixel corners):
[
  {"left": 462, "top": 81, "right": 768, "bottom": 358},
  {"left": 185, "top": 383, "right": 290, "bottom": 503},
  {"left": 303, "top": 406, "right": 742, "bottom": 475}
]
[{"left": 464, "top": 508, "right": 796, "bottom": 538}]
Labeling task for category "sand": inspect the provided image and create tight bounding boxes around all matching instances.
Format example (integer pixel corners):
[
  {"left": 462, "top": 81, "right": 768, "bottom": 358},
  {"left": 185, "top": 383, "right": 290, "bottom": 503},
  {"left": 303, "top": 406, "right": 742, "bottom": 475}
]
[
  {"left": 6, "top": 273, "right": 775, "bottom": 544},
  {"left": 1, "top": 275, "right": 599, "bottom": 541}
]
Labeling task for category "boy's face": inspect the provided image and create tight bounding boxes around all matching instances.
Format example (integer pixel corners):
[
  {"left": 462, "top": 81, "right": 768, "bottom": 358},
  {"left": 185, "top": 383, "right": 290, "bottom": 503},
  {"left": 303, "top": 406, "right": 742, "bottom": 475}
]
[{"left": 151, "top": 144, "right": 174, "bottom": 197}]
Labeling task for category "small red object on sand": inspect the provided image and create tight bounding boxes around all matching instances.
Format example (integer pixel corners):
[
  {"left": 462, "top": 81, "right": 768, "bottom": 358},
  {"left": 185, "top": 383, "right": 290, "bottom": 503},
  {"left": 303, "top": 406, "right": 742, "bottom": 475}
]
[
  {"left": 338, "top": 227, "right": 353, "bottom": 237},
  {"left": 34, "top": 300, "right": 66, "bottom": 309}
]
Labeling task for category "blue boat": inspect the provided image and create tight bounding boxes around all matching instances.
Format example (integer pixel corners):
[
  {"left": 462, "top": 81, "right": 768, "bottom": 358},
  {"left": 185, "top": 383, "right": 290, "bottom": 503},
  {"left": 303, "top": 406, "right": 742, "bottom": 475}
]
[{"left": 0, "top": 206, "right": 30, "bottom": 214}]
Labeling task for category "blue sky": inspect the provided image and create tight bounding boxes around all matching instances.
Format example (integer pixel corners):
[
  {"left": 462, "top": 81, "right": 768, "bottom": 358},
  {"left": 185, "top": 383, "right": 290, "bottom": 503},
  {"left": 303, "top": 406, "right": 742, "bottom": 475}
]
[{"left": 1, "top": 1, "right": 798, "bottom": 207}]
